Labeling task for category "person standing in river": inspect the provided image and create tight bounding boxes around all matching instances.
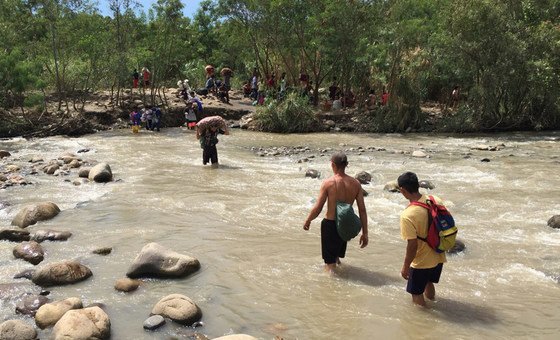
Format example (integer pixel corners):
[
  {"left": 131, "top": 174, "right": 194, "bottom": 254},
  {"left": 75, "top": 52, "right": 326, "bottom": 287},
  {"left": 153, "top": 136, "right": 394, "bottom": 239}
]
[
  {"left": 397, "top": 171, "right": 446, "bottom": 307},
  {"left": 196, "top": 125, "right": 229, "bottom": 168},
  {"left": 303, "top": 152, "right": 368, "bottom": 273}
]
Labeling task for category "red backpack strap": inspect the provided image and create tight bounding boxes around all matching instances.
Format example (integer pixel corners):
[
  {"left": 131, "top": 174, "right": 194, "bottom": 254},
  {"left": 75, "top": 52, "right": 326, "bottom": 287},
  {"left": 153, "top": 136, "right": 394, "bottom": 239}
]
[{"left": 409, "top": 201, "right": 429, "bottom": 209}]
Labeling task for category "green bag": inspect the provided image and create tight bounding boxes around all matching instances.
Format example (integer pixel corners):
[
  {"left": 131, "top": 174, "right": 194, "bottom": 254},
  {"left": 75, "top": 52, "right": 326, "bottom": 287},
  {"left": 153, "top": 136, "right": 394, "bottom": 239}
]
[{"left": 336, "top": 201, "right": 362, "bottom": 241}]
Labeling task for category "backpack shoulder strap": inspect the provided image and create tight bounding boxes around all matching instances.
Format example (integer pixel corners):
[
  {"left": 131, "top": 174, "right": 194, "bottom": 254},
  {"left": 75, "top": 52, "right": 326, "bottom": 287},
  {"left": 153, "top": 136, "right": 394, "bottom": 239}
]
[{"left": 409, "top": 201, "right": 429, "bottom": 209}]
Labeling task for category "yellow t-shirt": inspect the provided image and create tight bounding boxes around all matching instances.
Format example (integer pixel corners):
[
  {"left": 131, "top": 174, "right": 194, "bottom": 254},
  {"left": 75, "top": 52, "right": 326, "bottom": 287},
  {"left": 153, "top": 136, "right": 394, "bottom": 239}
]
[{"left": 400, "top": 195, "right": 447, "bottom": 269}]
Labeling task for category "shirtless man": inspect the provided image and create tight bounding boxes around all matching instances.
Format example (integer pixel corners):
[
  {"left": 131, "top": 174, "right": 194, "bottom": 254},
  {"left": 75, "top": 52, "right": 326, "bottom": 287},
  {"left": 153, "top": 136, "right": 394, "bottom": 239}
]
[{"left": 303, "top": 152, "right": 368, "bottom": 272}]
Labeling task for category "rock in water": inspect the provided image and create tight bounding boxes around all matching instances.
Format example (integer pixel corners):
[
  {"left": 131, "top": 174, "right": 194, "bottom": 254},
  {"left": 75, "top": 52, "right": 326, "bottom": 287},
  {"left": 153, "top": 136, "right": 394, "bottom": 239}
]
[
  {"left": 11, "top": 202, "right": 60, "bottom": 228},
  {"left": 355, "top": 171, "right": 372, "bottom": 184},
  {"left": 31, "top": 230, "right": 72, "bottom": 242},
  {"left": 151, "top": 294, "right": 202, "bottom": 325},
  {"left": 32, "top": 261, "right": 92, "bottom": 287},
  {"left": 383, "top": 181, "right": 400, "bottom": 193},
  {"left": 88, "top": 163, "right": 113, "bottom": 183},
  {"left": 447, "top": 239, "right": 466, "bottom": 254},
  {"left": 35, "top": 297, "right": 83, "bottom": 329},
  {"left": 126, "top": 243, "right": 200, "bottom": 279},
  {"left": 548, "top": 215, "right": 560, "bottom": 229},
  {"left": 114, "top": 278, "right": 140, "bottom": 292},
  {"left": 13, "top": 241, "right": 44, "bottom": 265},
  {"left": 419, "top": 180, "right": 435, "bottom": 190},
  {"left": 305, "top": 169, "right": 320, "bottom": 179},
  {"left": 15, "top": 294, "right": 50, "bottom": 316},
  {"left": 0, "top": 229, "right": 30, "bottom": 242},
  {"left": 143, "top": 315, "right": 165, "bottom": 330},
  {"left": 52, "top": 307, "right": 110, "bottom": 340},
  {"left": 0, "top": 320, "right": 37, "bottom": 340}
]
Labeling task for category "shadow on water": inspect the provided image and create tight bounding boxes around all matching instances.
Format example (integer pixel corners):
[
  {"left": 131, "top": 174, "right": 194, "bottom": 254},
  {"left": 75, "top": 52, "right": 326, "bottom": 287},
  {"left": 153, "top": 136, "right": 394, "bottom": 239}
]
[
  {"left": 431, "top": 297, "right": 500, "bottom": 325},
  {"left": 336, "top": 264, "right": 401, "bottom": 287}
]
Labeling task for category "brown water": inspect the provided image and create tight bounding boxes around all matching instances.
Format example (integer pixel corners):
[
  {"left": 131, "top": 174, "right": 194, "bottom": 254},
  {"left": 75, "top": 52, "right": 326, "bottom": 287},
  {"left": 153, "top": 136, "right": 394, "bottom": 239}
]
[{"left": 1, "top": 129, "right": 560, "bottom": 339}]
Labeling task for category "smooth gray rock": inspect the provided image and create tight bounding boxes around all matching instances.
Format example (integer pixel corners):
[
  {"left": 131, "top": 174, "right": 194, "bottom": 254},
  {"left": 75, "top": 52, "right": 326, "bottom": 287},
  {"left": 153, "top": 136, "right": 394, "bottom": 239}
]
[
  {"left": 447, "top": 239, "right": 466, "bottom": 254},
  {"left": 92, "top": 247, "right": 112, "bottom": 255},
  {"left": 0, "top": 320, "right": 37, "bottom": 340},
  {"left": 32, "top": 261, "right": 92, "bottom": 287},
  {"left": 78, "top": 167, "right": 91, "bottom": 178},
  {"left": 355, "top": 171, "right": 372, "bottom": 184},
  {"left": 126, "top": 243, "right": 200, "bottom": 279},
  {"left": 31, "top": 230, "right": 72, "bottom": 243},
  {"left": 143, "top": 315, "right": 165, "bottom": 330},
  {"left": 0, "top": 229, "right": 30, "bottom": 242},
  {"left": 35, "top": 297, "right": 83, "bottom": 329},
  {"left": 548, "top": 215, "right": 560, "bottom": 229},
  {"left": 13, "top": 241, "right": 44, "bottom": 265},
  {"left": 11, "top": 202, "right": 60, "bottom": 228},
  {"left": 151, "top": 294, "right": 202, "bottom": 325},
  {"left": 383, "top": 181, "right": 400, "bottom": 193},
  {"left": 88, "top": 163, "right": 113, "bottom": 183},
  {"left": 52, "top": 307, "right": 110, "bottom": 340}
]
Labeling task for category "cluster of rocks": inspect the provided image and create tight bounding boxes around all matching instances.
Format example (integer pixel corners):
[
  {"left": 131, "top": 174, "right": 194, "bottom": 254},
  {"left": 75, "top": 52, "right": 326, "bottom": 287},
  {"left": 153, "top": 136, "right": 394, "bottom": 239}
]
[{"left": 0, "top": 149, "right": 113, "bottom": 190}]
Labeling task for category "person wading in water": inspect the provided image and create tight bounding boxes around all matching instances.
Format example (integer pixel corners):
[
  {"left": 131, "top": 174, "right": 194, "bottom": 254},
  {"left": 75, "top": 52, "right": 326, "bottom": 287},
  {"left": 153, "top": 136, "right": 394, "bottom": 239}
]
[{"left": 303, "top": 152, "right": 369, "bottom": 273}]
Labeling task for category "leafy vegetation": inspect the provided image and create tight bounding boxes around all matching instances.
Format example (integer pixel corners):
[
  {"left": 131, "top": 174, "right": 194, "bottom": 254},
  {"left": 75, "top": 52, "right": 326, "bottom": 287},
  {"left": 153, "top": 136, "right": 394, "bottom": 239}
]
[
  {"left": 1, "top": 0, "right": 559, "bottom": 133},
  {"left": 255, "top": 93, "right": 320, "bottom": 133}
]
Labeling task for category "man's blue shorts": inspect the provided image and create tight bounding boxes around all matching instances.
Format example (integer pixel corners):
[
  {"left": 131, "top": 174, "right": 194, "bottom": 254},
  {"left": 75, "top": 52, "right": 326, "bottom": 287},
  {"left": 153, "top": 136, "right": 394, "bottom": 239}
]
[{"left": 406, "top": 263, "right": 443, "bottom": 295}]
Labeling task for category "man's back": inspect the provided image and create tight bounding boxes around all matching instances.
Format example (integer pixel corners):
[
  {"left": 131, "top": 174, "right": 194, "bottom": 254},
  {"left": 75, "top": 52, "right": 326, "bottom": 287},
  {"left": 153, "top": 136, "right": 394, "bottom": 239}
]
[{"left": 325, "top": 174, "right": 361, "bottom": 220}]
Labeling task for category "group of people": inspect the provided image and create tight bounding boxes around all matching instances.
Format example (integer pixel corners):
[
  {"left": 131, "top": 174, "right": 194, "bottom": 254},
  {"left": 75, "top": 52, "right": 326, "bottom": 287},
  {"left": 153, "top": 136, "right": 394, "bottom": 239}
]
[
  {"left": 132, "top": 67, "right": 151, "bottom": 88},
  {"left": 129, "top": 106, "right": 162, "bottom": 132},
  {"left": 204, "top": 65, "right": 233, "bottom": 104},
  {"left": 304, "top": 153, "right": 447, "bottom": 307}
]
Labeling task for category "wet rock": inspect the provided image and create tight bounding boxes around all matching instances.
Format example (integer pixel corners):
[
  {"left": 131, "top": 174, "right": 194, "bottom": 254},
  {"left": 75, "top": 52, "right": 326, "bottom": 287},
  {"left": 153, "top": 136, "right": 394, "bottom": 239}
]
[
  {"left": 92, "top": 247, "right": 112, "bottom": 255},
  {"left": 355, "top": 171, "right": 372, "bottom": 184},
  {"left": 78, "top": 167, "right": 91, "bottom": 178},
  {"left": 0, "top": 150, "right": 11, "bottom": 159},
  {"left": 52, "top": 306, "right": 110, "bottom": 340},
  {"left": 126, "top": 243, "right": 200, "bottom": 279},
  {"left": 213, "top": 335, "right": 258, "bottom": 340},
  {"left": 35, "top": 297, "right": 83, "bottom": 329},
  {"left": 72, "top": 179, "right": 82, "bottom": 186},
  {"left": 6, "top": 164, "right": 20, "bottom": 172},
  {"left": 0, "top": 229, "right": 31, "bottom": 242},
  {"left": 32, "top": 261, "right": 92, "bottom": 287},
  {"left": 13, "top": 241, "right": 44, "bottom": 265},
  {"left": 412, "top": 150, "right": 428, "bottom": 158},
  {"left": 114, "top": 278, "right": 140, "bottom": 292},
  {"left": 0, "top": 320, "right": 37, "bottom": 340},
  {"left": 383, "top": 181, "right": 400, "bottom": 193},
  {"left": 0, "top": 174, "right": 7, "bottom": 182},
  {"left": 44, "top": 163, "right": 60, "bottom": 175},
  {"left": 29, "top": 156, "right": 43, "bottom": 163},
  {"left": 69, "top": 159, "right": 81, "bottom": 168},
  {"left": 305, "top": 169, "right": 320, "bottom": 179},
  {"left": 11, "top": 202, "right": 61, "bottom": 228},
  {"left": 481, "top": 158, "right": 491, "bottom": 162},
  {"left": 548, "top": 215, "right": 560, "bottom": 229},
  {"left": 447, "top": 239, "right": 466, "bottom": 254},
  {"left": 151, "top": 294, "right": 202, "bottom": 326},
  {"left": 143, "top": 315, "right": 165, "bottom": 330},
  {"left": 472, "top": 144, "right": 490, "bottom": 151},
  {"left": 77, "top": 148, "right": 90, "bottom": 153},
  {"left": 14, "top": 269, "right": 36, "bottom": 280},
  {"left": 88, "top": 163, "right": 113, "bottom": 183},
  {"left": 31, "top": 230, "right": 72, "bottom": 243},
  {"left": 15, "top": 294, "right": 50, "bottom": 316},
  {"left": 419, "top": 180, "right": 435, "bottom": 190}
]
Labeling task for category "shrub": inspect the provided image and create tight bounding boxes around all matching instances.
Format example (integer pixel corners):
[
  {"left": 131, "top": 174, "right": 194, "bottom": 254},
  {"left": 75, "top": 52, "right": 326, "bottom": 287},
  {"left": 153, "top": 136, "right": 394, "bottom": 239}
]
[{"left": 254, "top": 93, "right": 320, "bottom": 133}]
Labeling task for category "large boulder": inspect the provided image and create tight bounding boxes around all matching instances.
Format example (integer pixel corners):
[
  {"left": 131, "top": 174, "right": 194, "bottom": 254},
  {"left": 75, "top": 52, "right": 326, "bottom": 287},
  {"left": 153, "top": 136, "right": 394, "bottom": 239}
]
[
  {"left": 32, "top": 261, "right": 92, "bottom": 287},
  {"left": 35, "top": 297, "right": 83, "bottom": 329},
  {"left": 126, "top": 243, "right": 200, "bottom": 279},
  {"left": 0, "top": 229, "right": 30, "bottom": 242},
  {"left": 213, "top": 335, "right": 258, "bottom": 340},
  {"left": 31, "top": 230, "right": 72, "bottom": 243},
  {"left": 13, "top": 241, "right": 44, "bottom": 265},
  {"left": 0, "top": 320, "right": 37, "bottom": 340},
  {"left": 52, "top": 306, "right": 110, "bottom": 340},
  {"left": 548, "top": 215, "right": 560, "bottom": 229},
  {"left": 11, "top": 202, "right": 60, "bottom": 228},
  {"left": 88, "top": 163, "right": 113, "bottom": 183},
  {"left": 355, "top": 171, "right": 372, "bottom": 184},
  {"left": 15, "top": 294, "right": 50, "bottom": 316},
  {"left": 151, "top": 294, "right": 202, "bottom": 325}
]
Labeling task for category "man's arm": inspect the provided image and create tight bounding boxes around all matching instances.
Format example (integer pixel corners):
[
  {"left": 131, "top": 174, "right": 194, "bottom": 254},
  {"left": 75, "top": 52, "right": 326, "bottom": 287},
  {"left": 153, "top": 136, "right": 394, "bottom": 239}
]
[
  {"left": 303, "top": 181, "right": 329, "bottom": 230},
  {"left": 401, "top": 239, "right": 418, "bottom": 280},
  {"left": 355, "top": 187, "right": 368, "bottom": 248}
]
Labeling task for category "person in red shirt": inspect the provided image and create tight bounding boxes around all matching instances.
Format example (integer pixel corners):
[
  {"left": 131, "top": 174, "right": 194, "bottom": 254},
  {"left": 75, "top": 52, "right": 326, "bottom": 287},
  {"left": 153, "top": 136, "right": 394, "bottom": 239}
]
[{"left": 142, "top": 67, "right": 151, "bottom": 87}]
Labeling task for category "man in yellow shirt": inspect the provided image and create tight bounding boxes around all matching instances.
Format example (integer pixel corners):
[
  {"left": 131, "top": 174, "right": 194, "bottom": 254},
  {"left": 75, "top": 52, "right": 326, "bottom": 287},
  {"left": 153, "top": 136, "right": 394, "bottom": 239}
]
[{"left": 398, "top": 172, "right": 446, "bottom": 306}]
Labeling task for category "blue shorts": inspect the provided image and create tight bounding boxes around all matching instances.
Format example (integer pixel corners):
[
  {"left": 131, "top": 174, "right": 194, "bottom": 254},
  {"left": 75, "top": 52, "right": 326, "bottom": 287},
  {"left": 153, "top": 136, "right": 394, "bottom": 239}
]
[{"left": 406, "top": 263, "right": 443, "bottom": 295}]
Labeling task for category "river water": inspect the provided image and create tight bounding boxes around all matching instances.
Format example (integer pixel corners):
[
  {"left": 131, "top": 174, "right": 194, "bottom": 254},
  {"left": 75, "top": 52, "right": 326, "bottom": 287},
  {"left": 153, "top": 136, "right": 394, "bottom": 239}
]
[{"left": 1, "top": 128, "right": 560, "bottom": 339}]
